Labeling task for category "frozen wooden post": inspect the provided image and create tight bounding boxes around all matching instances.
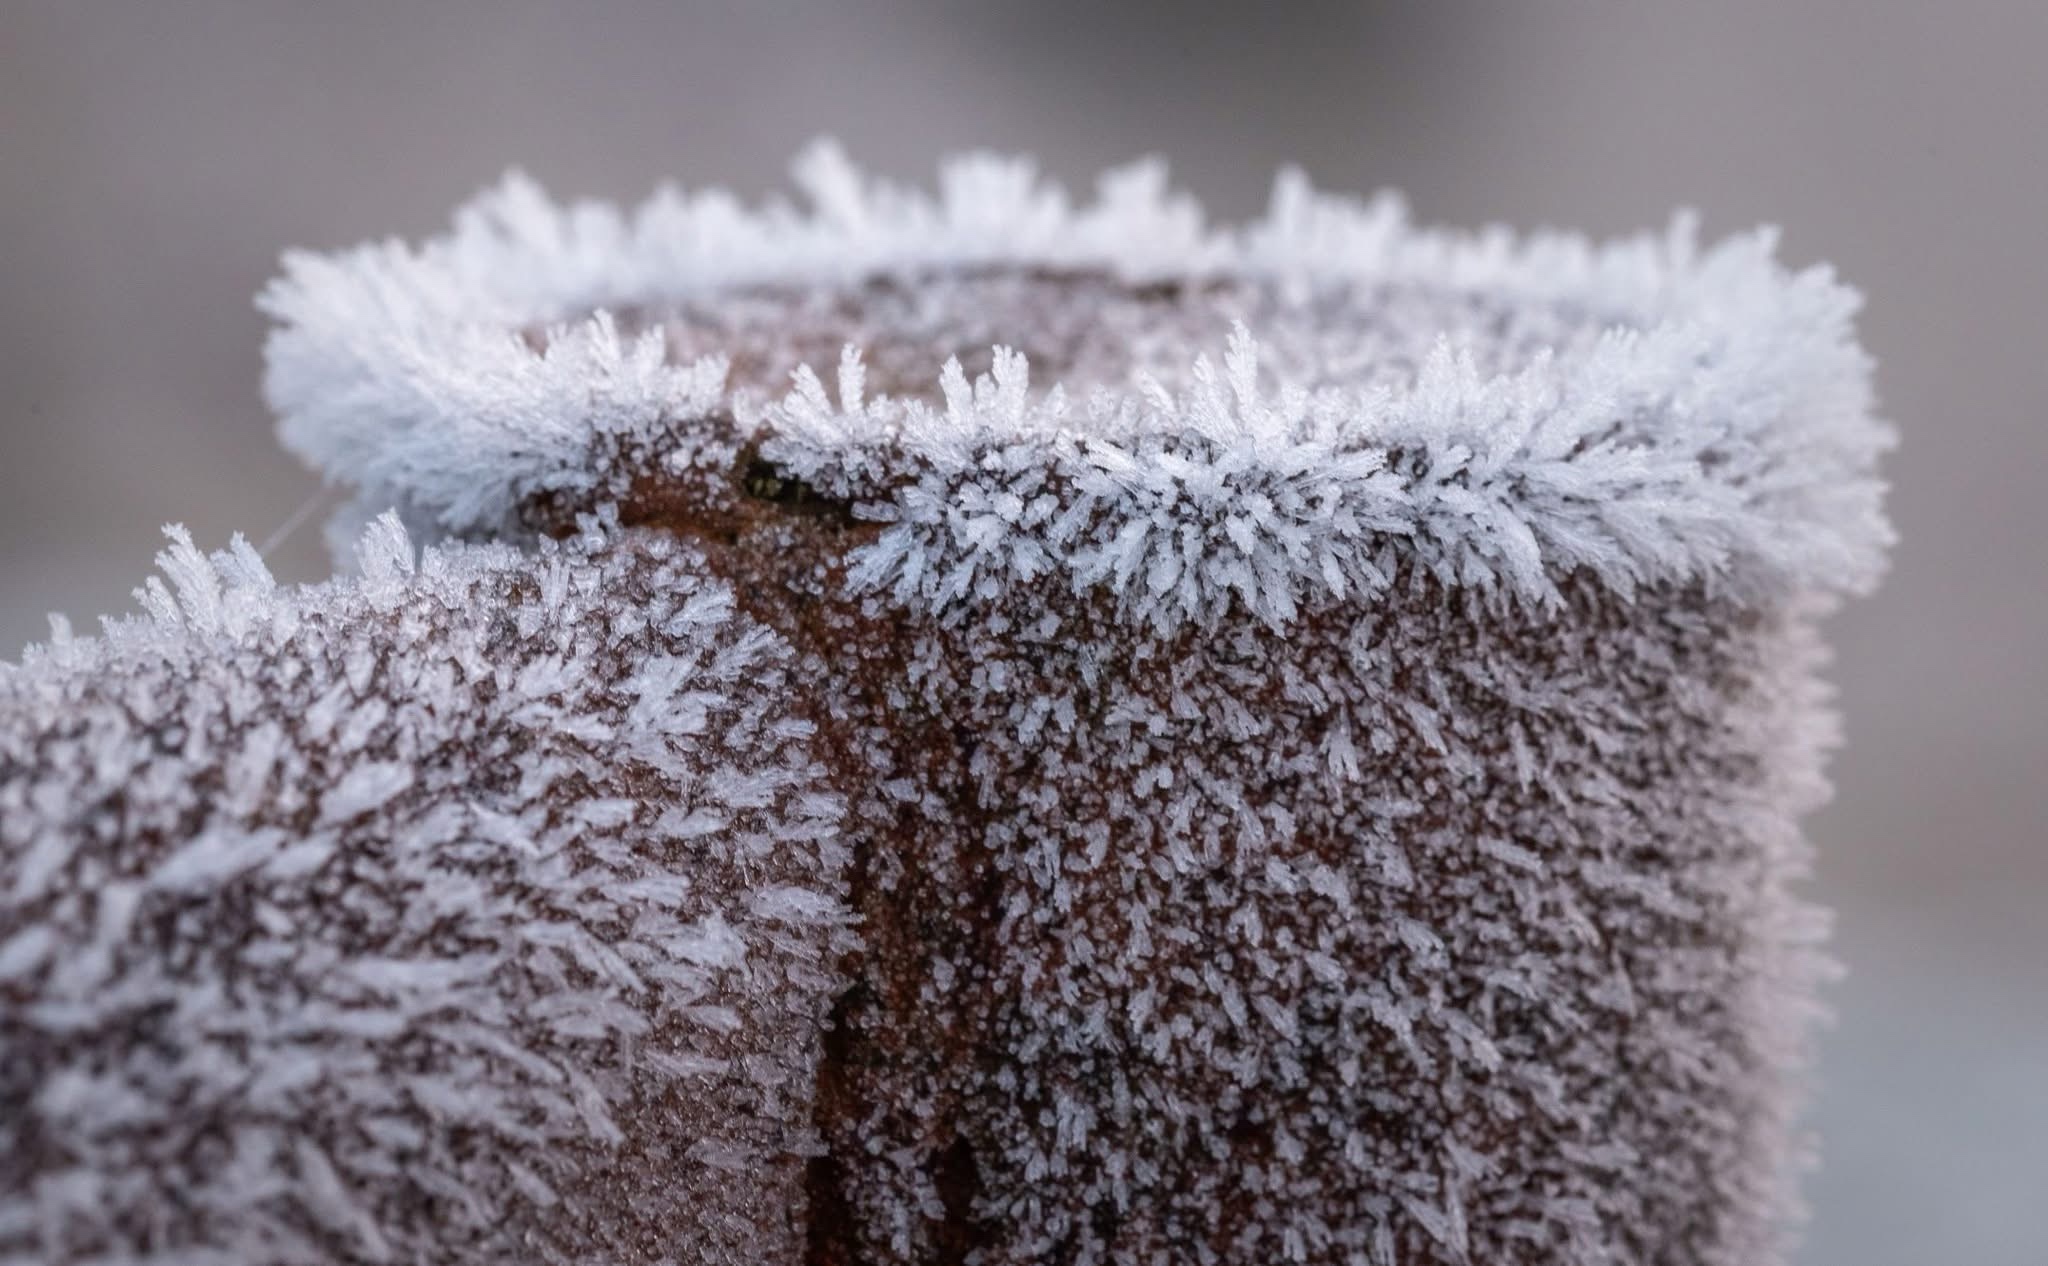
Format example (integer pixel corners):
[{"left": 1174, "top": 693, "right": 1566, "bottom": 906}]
[{"left": 261, "top": 145, "right": 1888, "bottom": 1263}]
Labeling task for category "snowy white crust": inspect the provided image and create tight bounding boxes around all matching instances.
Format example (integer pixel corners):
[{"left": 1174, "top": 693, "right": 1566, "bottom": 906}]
[
  {"left": 0, "top": 522, "right": 849, "bottom": 1265},
  {"left": 264, "top": 142, "right": 1891, "bottom": 627}
]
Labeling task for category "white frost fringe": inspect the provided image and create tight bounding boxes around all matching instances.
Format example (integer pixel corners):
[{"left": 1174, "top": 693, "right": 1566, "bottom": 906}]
[{"left": 263, "top": 141, "right": 1891, "bottom": 628}]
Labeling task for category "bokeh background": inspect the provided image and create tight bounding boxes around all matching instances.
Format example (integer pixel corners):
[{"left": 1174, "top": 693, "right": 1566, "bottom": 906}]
[{"left": 3, "top": 3, "right": 2041, "bottom": 1260}]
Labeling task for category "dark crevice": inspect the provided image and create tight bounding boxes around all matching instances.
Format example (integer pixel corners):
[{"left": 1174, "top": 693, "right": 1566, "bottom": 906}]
[
  {"left": 932, "top": 1136, "right": 984, "bottom": 1266},
  {"left": 804, "top": 987, "right": 862, "bottom": 1266},
  {"left": 738, "top": 449, "right": 864, "bottom": 527}
]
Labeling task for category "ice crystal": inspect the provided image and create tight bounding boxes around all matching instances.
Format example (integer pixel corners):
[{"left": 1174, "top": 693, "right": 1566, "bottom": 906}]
[{"left": 0, "top": 519, "right": 850, "bottom": 1265}]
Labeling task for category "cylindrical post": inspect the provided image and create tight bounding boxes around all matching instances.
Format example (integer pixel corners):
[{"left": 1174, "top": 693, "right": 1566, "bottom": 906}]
[{"left": 257, "top": 147, "right": 1892, "bottom": 1264}]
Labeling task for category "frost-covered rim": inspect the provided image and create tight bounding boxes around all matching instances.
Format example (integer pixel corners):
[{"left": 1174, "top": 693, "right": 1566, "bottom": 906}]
[{"left": 261, "top": 140, "right": 1891, "bottom": 627}]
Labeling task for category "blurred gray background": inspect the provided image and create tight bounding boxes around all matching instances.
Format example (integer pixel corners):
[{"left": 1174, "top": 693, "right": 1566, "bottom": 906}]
[{"left": 2, "top": 3, "right": 2041, "bottom": 1260}]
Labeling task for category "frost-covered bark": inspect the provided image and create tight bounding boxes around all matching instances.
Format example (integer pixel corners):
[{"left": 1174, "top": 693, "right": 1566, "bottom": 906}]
[
  {"left": 242, "top": 145, "right": 1892, "bottom": 1264},
  {"left": 0, "top": 520, "right": 850, "bottom": 1266},
  {"left": 708, "top": 526, "right": 1839, "bottom": 1266}
]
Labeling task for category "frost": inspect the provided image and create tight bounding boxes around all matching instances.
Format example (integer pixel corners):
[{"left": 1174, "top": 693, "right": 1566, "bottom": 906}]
[
  {"left": 0, "top": 141, "right": 1897, "bottom": 1265},
  {"left": 263, "top": 141, "right": 1892, "bottom": 625},
  {"left": 0, "top": 518, "right": 851, "bottom": 1265}
]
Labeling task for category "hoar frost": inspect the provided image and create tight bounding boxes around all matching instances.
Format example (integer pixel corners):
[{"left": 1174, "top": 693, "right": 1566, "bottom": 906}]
[
  {"left": 2, "top": 143, "right": 1891, "bottom": 1266},
  {"left": 0, "top": 520, "right": 850, "bottom": 1265}
]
